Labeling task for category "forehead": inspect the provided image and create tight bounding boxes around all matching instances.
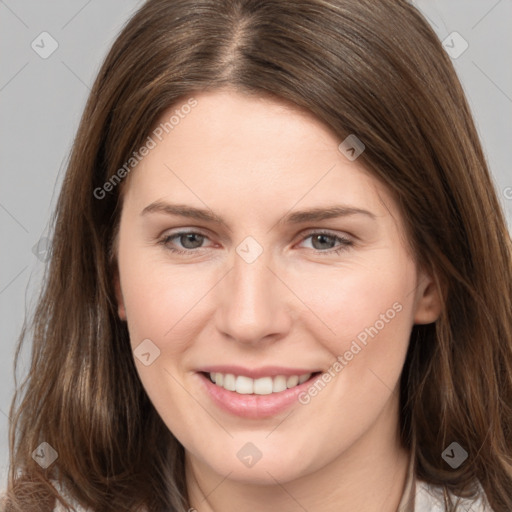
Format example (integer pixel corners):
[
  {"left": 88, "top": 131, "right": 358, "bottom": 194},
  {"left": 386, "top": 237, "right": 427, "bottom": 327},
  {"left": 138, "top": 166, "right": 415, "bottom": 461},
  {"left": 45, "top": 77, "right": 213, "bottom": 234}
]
[
  {"left": 121, "top": 90, "right": 401, "bottom": 231},
  {"left": 154, "top": 89, "right": 339, "bottom": 156}
]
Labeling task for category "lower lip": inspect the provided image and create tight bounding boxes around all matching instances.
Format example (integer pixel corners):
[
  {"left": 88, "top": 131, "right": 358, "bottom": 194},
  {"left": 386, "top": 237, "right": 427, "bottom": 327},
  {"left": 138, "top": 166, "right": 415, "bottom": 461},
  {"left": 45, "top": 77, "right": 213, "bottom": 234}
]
[{"left": 196, "top": 372, "right": 321, "bottom": 419}]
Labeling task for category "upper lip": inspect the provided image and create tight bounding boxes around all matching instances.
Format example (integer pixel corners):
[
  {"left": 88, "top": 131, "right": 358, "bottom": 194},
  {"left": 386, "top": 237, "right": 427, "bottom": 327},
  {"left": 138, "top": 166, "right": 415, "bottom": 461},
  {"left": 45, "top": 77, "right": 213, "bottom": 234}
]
[{"left": 197, "top": 365, "right": 322, "bottom": 379}]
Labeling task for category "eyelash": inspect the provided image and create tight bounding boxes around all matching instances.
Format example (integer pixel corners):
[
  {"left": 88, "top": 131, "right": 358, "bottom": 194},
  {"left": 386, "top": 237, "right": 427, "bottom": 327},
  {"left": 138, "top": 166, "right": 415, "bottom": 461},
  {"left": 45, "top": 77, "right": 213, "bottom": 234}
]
[{"left": 157, "top": 230, "right": 354, "bottom": 256}]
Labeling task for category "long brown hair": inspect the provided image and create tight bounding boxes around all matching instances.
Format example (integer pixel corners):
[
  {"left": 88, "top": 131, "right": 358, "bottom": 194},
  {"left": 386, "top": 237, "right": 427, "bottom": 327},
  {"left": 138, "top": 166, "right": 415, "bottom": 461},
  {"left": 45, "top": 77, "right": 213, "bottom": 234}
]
[{"left": 3, "top": 0, "right": 512, "bottom": 510}]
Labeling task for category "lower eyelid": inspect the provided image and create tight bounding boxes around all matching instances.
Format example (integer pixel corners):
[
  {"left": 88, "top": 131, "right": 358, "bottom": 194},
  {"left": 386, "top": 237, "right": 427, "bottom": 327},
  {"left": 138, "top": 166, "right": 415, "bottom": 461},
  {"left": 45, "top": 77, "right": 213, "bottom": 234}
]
[
  {"left": 159, "top": 231, "right": 353, "bottom": 252},
  {"left": 301, "top": 233, "right": 351, "bottom": 245}
]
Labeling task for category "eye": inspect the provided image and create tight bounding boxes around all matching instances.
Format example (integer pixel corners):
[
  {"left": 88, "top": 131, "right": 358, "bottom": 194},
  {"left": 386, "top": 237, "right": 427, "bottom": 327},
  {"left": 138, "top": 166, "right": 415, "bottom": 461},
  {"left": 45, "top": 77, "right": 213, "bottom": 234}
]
[
  {"left": 158, "top": 231, "right": 211, "bottom": 255},
  {"left": 157, "top": 229, "right": 354, "bottom": 256},
  {"left": 298, "top": 230, "right": 354, "bottom": 255}
]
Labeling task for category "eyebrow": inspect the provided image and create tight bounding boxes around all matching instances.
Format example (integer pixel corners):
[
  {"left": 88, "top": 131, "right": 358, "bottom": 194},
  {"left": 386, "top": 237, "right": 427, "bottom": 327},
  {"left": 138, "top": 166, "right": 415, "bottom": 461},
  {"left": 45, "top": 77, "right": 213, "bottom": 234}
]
[{"left": 141, "top": 201, "right": 377, "bottom": 231}]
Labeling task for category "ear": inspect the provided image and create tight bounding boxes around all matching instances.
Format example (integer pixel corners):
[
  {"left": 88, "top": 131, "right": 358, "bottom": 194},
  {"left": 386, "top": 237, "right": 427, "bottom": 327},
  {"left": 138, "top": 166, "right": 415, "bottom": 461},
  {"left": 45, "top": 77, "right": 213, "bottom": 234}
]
[
  {"left": 113, "top": 268, "right": 127, "bottom": 321},
  {"left": 413, "top": 268, "right": 443, "bottom": 325}
]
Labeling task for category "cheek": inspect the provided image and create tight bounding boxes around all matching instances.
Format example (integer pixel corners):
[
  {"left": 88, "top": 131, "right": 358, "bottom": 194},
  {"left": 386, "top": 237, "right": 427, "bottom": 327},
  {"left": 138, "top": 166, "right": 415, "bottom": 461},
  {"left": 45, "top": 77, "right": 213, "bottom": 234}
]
[
  {"left": 290, "top": 251, "right": 416, "bottom": 355},
  {"left": 118, "top": 253, "right": 213, "bottom": 348},
  {"left": 120, "top": 244, "right": 416, "bottom": 355},
  {"left": 287, "top": 258, "right": 415, "bottom": 450}
]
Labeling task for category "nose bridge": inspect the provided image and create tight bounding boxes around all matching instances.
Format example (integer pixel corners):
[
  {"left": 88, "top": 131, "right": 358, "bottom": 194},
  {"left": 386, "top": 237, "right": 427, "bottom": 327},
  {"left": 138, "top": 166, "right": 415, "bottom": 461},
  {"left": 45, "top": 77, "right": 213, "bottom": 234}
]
[{"left": 216, "top": 238, "right": 291, "bottom": 344}]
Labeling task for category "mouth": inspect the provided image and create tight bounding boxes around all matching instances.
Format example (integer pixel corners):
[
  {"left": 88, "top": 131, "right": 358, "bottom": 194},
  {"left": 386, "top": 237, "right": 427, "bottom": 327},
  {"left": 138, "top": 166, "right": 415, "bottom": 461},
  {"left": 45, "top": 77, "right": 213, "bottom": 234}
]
[
  {"left": 196, "top": 370, "right": 323, "bottom": 419},
  {"left": 203, "top": 371, "right": 322, "bottom": 395}
]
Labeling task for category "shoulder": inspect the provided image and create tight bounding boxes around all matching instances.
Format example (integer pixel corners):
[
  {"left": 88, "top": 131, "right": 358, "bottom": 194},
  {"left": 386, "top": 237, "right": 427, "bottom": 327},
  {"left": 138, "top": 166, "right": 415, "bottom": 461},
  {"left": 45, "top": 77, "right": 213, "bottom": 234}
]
[
  {"left": 50, "top": 480, "right": 91, "bottom": 512},
  {"left": 49, "top": 481, "right": 149, "bottom": 512},
  {"left": 53, "top": 500, "right": 88, "bottom": 512},
  {"left": 414, "top": 479, "right": 495, "bottom": 512},
  {"left": 0, "top": 483, "right": 90, "bottom": 512}
]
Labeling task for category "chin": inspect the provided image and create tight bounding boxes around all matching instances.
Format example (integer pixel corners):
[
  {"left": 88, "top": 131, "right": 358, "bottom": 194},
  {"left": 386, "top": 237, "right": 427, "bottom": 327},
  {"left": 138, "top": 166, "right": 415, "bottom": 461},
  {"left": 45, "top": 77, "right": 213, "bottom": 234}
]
[{"left": 196, "top": 445, "right": 319, "bottom": 485}]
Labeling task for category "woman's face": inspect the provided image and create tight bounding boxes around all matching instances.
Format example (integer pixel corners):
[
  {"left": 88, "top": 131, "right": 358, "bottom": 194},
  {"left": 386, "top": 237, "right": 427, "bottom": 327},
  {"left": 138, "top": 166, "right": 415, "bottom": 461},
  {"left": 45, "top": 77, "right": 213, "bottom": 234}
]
[{"left": 114, "top": 89, "right": 440, "bottom": 484}]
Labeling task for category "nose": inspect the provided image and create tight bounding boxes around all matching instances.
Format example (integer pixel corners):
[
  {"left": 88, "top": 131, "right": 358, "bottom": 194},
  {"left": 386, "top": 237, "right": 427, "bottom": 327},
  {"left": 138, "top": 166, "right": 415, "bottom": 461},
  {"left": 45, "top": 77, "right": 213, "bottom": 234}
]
[{"left": 215, "top": 245, "right": 293, "bottom": 346}]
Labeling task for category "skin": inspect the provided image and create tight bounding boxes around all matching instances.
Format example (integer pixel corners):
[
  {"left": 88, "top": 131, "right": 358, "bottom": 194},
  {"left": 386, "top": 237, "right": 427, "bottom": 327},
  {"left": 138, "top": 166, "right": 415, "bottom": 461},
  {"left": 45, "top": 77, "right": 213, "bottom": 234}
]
[{"left": 113, "top": 89, "right": 442, "bottom": 512}]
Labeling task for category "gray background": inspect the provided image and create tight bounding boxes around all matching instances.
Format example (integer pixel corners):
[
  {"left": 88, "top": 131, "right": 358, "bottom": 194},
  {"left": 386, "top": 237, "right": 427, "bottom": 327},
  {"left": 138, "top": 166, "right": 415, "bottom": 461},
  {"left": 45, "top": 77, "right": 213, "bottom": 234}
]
[{"left": 0, "top": 0, "right": 511, "bottom": 492}]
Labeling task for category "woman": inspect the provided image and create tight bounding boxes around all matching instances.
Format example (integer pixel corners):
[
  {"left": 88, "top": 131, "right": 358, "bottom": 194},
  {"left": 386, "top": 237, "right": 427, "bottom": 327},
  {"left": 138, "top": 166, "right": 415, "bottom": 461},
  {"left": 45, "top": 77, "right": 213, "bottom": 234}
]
[{"left": 2, "top": 0, "right": 511, "bottom": 511}]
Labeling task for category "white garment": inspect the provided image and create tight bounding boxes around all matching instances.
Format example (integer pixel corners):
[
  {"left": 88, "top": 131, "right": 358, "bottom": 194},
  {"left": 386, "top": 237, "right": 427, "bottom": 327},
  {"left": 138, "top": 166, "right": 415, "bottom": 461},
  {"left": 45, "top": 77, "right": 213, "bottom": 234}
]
[
  {"left": 397, "top": 452, "right": 494, "bottom": 512},
  {"left": 413, "top": 480, "right": 493, "bottom": 511},
  {"left": 50, "top": 475, "right": 496, "bottom": 511}
]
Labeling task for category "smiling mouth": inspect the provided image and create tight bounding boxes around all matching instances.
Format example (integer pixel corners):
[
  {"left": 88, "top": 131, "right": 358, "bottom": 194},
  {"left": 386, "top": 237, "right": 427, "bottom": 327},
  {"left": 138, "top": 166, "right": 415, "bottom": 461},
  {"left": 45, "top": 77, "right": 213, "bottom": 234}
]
[{"left": 202, "top": 371, "right": 322, "bottom": 395}]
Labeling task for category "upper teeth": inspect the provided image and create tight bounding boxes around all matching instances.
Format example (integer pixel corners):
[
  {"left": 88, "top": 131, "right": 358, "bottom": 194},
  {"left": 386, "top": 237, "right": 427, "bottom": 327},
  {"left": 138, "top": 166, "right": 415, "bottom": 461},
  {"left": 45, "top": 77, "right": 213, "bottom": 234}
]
[{"left": 209, "top": 372, "right": 312, "bottom": 395}]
